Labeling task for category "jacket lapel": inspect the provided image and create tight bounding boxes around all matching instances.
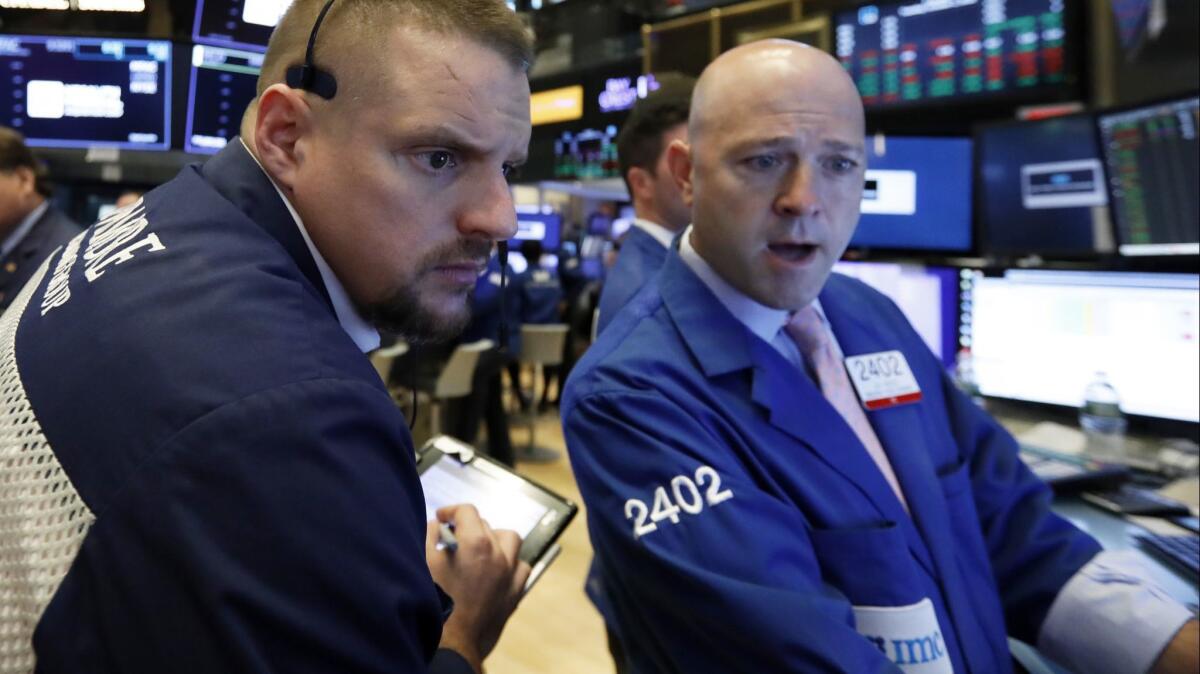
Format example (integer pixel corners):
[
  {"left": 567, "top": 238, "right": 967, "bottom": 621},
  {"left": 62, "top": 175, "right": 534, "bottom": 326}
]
[{"left": 659, "top": 253, "right": 935, "bottom": 576}]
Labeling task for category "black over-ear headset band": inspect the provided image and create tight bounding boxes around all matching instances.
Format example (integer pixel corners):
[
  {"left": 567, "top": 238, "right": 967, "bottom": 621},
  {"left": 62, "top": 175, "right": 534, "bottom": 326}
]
[{"left": 285, "top": 0, "right": 339, "bottom": 100}]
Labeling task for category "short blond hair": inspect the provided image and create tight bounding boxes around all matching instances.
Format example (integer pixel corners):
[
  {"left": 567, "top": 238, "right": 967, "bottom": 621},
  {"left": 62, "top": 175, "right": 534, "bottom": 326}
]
[{"left": 257, "top": 0, "right": 532, "bottom": 99}]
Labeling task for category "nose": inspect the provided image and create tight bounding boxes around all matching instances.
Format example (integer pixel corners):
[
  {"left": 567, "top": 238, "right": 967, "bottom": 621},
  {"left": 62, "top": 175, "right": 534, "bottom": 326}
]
[
  {"left": 457, "top": 170, "right": 518, "bottom": 242},
  {"left": 773, "top": 164, "right": 821, "bottom": 220}
]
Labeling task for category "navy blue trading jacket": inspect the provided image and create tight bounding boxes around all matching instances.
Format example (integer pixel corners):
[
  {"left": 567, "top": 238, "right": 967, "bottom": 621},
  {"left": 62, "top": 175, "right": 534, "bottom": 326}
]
[{"left": 0, "top": 140, "right": 472, "bottom": 673}]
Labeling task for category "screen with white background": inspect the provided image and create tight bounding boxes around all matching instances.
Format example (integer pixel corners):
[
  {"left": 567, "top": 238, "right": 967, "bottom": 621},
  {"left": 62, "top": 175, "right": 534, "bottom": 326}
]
[{"left": 969, "top": 270, "right": 1199, "bottom": 422}]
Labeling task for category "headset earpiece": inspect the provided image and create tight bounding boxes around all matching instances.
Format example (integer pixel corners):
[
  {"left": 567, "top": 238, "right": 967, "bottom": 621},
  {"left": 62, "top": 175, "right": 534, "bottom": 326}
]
[{"left": 284, "top": 0, "right": 339, "bottom": 100}]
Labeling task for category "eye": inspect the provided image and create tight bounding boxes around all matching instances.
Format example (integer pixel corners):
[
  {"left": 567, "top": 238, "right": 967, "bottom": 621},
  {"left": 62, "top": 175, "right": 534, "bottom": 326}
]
[
  {"left": 416, "top": 150, "right": 458, "bottom": 172},
  {"left": 825, "top": 156, "right": 859, "bottom": 174},
  {"left": 744, "top": 154, "right": 782, "bottom": 172}
]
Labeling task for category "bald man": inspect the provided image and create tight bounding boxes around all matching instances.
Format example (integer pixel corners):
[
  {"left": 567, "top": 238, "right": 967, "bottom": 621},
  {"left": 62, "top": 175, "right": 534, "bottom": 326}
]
[
  {"left": 0, "top": 1, "right": 534, "bottom": 672},
  {"left": 562, "top": 41, "right": 1196, "bottom": 674}
]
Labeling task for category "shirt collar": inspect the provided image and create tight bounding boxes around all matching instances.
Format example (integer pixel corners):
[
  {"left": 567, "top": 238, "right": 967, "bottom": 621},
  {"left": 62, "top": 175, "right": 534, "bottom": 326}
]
[
  {"left": 678, "top": 225, "right": 792, "bottom": 345},
  {"left": 1, "top": 200, "right": 48, "bottom": 259},
  {"left": 240, "top": 139, "right": 380, "bottom": 353},
  {"left": 632, "top": 218, "right": 677, "bottom": 249}
]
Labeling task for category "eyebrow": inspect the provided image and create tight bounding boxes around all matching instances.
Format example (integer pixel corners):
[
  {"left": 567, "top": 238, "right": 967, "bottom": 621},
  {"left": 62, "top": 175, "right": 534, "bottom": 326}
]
[
  {"left": 730, "top": 136, "right": 865, "bottom": 155},
  {"left": 395, "top": 123, "right": 527, "bottom": 164}
]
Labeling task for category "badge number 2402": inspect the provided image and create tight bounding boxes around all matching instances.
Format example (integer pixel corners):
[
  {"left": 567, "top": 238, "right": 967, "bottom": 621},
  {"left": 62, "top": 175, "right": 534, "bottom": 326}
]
[{"left": 624, "top": 466, "right": 733, "bottom": 539}]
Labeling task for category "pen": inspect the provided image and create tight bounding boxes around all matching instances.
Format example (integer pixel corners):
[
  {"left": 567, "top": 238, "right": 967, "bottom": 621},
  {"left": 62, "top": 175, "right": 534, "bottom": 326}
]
[{"left": 437, "top": 522, "right": 458, "bottom": 552}]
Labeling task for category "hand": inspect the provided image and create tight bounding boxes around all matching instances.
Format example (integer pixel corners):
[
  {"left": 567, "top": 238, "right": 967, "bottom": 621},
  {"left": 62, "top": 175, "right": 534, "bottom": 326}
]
[
  {"left": 1151, "top": 619, "right": 1198, "bottom": 674},
  {"left": 426, "top": 504, "right": 531, "bottom": 672}
]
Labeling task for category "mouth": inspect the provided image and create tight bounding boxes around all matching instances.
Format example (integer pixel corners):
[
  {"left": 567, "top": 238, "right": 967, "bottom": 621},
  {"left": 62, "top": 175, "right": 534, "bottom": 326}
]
[
  {"left": 766, "top": 241, "right": 820, "bottom": 266},
  {"left": 431, "top": 259, "right": 488, "bottom": 286}
]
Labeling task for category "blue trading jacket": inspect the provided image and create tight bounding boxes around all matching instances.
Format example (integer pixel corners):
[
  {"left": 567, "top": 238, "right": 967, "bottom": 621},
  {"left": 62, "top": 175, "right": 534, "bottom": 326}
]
[
  {"left": 520, "top": 265, "right": 563, "bottom": 325},
  {"left": 463, "top": 254, "right": 523, "bottom": 353},
  {"left": 594, "top": 225, "right": 667, "bottom": 336},
  {"left": 0, "top": 141, "right": 471, "bottom": 673},
  {"left": 562, "top": 249, "right": 1102, "bottom": 674}
]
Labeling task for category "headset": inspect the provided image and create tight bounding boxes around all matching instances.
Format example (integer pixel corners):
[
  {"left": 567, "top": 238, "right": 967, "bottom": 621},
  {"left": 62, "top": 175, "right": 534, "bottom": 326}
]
[
  {"left": 285, "top": 0, "right": 340, "bottom": 100},
  {"left": 284, "top": 0, "right": 513, "bottom": 425}
]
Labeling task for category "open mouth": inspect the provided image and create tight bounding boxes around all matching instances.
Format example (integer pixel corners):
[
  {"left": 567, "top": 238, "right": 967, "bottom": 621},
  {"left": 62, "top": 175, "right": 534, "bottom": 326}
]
[{"left": 767, "top": 242, "right": 819, "bottom": 264}]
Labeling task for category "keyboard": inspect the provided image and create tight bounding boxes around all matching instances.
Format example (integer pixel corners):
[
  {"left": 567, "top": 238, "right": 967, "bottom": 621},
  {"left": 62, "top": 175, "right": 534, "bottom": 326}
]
[{"left": 1135, "top": 532, "right": 1200, "bottom": 577}]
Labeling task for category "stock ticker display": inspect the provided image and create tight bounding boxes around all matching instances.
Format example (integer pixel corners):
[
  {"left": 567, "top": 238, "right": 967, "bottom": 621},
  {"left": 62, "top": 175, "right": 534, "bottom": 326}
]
[
  {"left": 835, "top": 0, "right": 1070, "bottom": 109},
  {"left": 1098, "top": 96, "right": 1200, "bottom": 256},
  {"left": 185, "top": 44, "right": 263, "bottom": 154},
  {"left": 0, "top": 35, "right": 171, "bottom": 150}
]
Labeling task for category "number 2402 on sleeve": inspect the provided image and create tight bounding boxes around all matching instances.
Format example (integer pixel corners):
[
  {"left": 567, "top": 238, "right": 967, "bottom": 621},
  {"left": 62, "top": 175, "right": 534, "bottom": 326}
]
[{"left": 624, "top": 465, "right": 734, "bottom": 540}]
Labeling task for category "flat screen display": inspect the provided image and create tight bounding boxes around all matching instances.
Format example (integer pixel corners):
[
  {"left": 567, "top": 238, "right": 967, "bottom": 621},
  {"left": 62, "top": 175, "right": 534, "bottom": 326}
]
[
  {"left": 185, "top": 44, "right": 263, "bottom": 154},
  {"left": 833, "top": 261, "right": 959, "bottom": 367},
  {"left": 977, "top": 113, "right": 1112, "bottom": 255},
  {"left": 194, "top": 0, "right": 291, "bottom": 50},
  {"left": 512, "top": 212, "right": 562, "bottom": 251},
  {"left": 966, "top": 270, "right": 1200, "bottom": 422},
  {"left": 850, "top": 135, "right": 973, "bottom": 252},
  {"left": 0, "top": 35, "right": 171, "bottom": 150},
  {"left": 1097, "top": 95, "right": 1200, "bottom": 256},
  {"left": 835, "top": 0, "right": 1073, "bottom": 110}
]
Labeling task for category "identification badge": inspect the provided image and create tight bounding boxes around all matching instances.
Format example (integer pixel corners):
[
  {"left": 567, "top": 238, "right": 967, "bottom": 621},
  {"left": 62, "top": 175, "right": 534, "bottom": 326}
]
[
  {"left": 844, "top": 350, "right": 922, "bottom": 411},
  {"left": 854, "top": 598, "right": 953, "bottom": 673}
]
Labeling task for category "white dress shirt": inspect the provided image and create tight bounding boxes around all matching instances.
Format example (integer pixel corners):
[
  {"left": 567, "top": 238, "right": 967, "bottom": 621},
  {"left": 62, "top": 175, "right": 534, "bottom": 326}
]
[{"left": 631, "top": 218, "right": 677, "bottom": 249}]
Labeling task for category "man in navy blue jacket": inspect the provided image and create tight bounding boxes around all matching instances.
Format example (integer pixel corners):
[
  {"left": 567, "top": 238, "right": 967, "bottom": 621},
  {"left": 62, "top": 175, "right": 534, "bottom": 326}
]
[
  {"left": 0, "top": 1, "right": 535, "bottom": 672},
  {"left": 564, "top": 40, "right": 1197, "bottom": 674},
  {"left": 594, "top": 75, "right": 694, "bottom": 335}
]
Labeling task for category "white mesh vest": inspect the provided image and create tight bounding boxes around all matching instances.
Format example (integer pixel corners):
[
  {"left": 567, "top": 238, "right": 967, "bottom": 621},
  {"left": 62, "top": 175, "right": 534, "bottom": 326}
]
[{"left": 0, "top": 254, "right": 96, "bottom": 673}]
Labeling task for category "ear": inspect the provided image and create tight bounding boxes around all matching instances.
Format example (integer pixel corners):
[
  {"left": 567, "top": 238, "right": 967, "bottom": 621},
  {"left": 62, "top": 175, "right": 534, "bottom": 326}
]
[
  {"left": 12, "top": 166, "right": 37, "bottom": 197},
  {"left": 626, "top": 166, "right": 653, "bottom": 203},
  {"left": 253, "top": 84, "right": 312, "bottom": 192},
  {"left": 665, "top": 139, "right": 694, "bottom": 207}
]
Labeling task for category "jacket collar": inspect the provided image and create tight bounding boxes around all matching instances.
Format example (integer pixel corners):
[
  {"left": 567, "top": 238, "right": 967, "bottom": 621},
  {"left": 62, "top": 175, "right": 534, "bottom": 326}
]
[{"left": 200, "top": 138, "right": 333, "bottom": 311}]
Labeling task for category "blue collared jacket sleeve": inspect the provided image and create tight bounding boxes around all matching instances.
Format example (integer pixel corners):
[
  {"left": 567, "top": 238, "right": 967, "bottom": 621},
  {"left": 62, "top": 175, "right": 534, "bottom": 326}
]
[
  {"left": 34, "top": 377, "right": 456, "bottom": 673},
  {"left": 566, "top": 389, "right": 903, "bottom": 674},
  {"left": 935, "top": 363, "right": 1103, "bottom": 644}
]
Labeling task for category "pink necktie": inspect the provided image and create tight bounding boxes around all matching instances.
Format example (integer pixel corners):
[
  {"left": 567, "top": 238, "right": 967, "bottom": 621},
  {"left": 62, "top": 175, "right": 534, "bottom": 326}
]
[{"left": 786, "top": 305, "right": 909, "bottom": 511}]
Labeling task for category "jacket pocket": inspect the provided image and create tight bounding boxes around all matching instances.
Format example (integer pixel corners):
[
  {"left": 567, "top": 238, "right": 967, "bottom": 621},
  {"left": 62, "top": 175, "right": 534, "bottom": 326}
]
[{"left": 810, "top": 522, "right": 925, "bottom": 609}]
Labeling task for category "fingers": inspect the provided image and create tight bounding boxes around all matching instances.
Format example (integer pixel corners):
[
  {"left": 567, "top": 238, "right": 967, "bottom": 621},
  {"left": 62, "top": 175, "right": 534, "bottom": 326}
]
[
  {"left": 436, "top": 504, "right": 489, "bottom": 541},
  {"left": 493, "top": 529, "right": 522, "bottom": 566},
  {"left": 511, "top": 560, "right": 533, "bottom": 599}
]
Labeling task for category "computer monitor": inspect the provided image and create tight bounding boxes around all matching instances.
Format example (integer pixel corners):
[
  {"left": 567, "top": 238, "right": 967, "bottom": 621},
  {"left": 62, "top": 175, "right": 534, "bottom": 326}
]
[
  {"left": 964, "top": 270, "right": 1200, "bottom": 422},
  {"left": 511, "top": 212, "right": 562, "bottom": 251},
  {"left": 194, "top": 0, "right": 291, "bottom": 50},
  {"left": 1097, "top": 95, "right": 1200, "bottom": 256},
  {"left": 977, "top": 113, "right": 1112, "bottom": 256},
  {"left": 833, "top": 261, "right": 959, "bottom": 368},
  {"left": 849, "top": 135, "right": 973, "bottom": 253},
  {"left": 0, "top": 35, "right": 172, "bottom": 150},
  {"left": 185, "top": 44, "right": 264, "bottom": 155},
  {"left": 553, "top": 127, "right": 619, "bottom": 180},
  {"left": 834, "top": 0, "right": 1077, "bottom": 110}
]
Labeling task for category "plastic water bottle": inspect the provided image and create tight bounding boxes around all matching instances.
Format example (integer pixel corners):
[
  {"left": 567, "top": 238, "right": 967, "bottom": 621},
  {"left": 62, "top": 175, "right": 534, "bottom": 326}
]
[
  {"left": 954, "top": 349, "right": 985, "bottom": 407},
  {"left": 1079, "top": 372, "right": 1127, "bottom": 449}
]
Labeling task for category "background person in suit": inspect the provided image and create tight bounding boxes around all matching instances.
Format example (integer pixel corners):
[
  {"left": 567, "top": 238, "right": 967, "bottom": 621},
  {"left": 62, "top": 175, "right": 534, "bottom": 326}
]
[
  {"left": 0, "top": 126, "right": 81, "bottom": 313},
  {"left": 593, "top": 74, "right": 694, "bottom": 336}
]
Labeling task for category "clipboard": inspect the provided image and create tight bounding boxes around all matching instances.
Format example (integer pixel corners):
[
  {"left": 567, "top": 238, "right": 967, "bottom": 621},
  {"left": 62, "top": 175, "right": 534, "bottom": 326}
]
[{"left": 416, "top": 435, "right": 577, "bottom": 588}]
